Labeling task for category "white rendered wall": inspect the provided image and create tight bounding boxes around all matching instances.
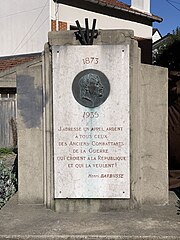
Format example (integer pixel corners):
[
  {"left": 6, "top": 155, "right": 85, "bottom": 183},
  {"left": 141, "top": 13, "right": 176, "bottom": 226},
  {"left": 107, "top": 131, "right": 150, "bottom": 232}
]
[
  {"left": 0, "top": 1, "right": 152, "bottom": 57},
  {"left": 57, "top": 4, "right": 152, "bottom": 39},
  {"left": 152, "top": 31, "right": 162, "bottom": 43},
  {"left": 0, "top": 0, "right": 51, "bottom": 57},
  {"left": 51, "top": 0, "right": 56, "bottom": 21},
  {"left": 131, "top": 0, "right": 150, "bottom": 13}
]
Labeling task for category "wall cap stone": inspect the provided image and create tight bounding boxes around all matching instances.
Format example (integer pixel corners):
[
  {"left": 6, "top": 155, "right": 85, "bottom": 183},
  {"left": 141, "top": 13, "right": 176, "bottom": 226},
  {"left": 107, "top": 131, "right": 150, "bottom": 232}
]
[{"left": 48, "top": 29, "right": 134, "bottom": 46}]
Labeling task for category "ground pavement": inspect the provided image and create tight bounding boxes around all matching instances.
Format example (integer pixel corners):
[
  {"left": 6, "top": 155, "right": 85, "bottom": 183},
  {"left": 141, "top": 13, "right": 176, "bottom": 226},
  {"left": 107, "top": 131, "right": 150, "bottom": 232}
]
[{"left": 0, "top": 192, "right": 179, "bottom": 240}]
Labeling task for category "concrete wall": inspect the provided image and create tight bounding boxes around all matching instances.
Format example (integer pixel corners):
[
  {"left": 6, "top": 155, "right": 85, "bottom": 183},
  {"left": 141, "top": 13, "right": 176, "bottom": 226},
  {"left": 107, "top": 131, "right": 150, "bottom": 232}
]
[
  {"left": 17, "top": 62, "right": 44, "bottom": 204},
  {"left": 0, "top": 71, "right": 16, "bottom": 88},
  {"left": 140, "top": 64, "right": 168, "bottom": 204}
]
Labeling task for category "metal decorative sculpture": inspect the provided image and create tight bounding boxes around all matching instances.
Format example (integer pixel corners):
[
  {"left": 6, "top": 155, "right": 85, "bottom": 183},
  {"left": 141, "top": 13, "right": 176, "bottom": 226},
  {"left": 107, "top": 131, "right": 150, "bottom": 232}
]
[{"left": 75, "top": 18, "right": 98, "bottom": 45}]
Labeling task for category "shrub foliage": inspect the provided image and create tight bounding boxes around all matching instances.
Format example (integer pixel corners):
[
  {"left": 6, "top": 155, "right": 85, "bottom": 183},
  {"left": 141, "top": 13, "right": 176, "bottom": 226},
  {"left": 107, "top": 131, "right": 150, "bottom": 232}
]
[{"left": 0, "top": 160, "right": 17, "bottom": 209}]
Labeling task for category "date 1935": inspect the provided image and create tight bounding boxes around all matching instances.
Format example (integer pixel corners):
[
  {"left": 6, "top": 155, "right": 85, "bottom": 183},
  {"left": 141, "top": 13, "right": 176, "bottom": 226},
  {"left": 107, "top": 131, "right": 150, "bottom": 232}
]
[{"left": 83, "top": 112, "right": 99, "bottom": 119}]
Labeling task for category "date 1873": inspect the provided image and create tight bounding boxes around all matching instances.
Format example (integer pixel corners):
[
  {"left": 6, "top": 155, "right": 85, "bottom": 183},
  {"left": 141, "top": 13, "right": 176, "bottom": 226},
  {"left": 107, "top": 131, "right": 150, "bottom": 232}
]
[{"left": 82, "top": 57, "right": 99, "bottom": 65}]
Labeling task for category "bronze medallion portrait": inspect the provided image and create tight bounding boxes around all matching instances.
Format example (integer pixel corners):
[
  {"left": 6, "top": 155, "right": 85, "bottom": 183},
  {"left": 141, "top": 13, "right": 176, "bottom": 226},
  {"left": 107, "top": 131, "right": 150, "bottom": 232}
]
[{"left": 72, "top": 69, "right": 110, "bottom": 108}]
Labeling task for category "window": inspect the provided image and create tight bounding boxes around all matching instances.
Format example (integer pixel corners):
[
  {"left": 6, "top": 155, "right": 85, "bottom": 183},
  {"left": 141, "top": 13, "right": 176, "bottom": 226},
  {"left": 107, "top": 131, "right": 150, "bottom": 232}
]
[{"left": 0, "top": 88, "right": 16, "bottom": 99}]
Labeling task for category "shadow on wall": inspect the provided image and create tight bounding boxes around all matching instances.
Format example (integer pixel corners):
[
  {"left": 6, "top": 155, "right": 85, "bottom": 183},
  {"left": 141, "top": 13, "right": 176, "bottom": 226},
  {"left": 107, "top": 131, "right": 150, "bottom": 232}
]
[
  {"left": 138, "top": 38, "right": 152, "bottom": 64},
  {"left": 17, "top": 75, "right": 43, "bottom": 129}
]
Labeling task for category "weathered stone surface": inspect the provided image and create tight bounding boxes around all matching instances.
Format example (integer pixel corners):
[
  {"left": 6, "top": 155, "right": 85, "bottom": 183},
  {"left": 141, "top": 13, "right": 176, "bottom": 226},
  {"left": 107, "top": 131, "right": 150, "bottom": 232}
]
[
  {"left": 140, "top": 64, "right": 168, "bottom": 204},
  {"left": 17, "top": 65, "right": 44, "bottom": 204},
  {"left": 53, "top": 45, "right": 130, "bottom": 199}
]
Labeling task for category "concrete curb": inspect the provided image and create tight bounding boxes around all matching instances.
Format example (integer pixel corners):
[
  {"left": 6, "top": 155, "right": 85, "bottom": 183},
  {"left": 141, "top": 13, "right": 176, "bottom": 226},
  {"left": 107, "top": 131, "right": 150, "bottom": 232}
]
[{"left": 0, "top": 236, "right": 180, "bottom": 240}]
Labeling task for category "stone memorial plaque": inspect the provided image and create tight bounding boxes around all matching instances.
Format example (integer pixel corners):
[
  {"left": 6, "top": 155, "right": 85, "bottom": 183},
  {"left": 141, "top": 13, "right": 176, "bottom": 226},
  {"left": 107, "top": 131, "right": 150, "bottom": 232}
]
[{"left": 53, "top": 45, "right": 130, "bottom": 198}]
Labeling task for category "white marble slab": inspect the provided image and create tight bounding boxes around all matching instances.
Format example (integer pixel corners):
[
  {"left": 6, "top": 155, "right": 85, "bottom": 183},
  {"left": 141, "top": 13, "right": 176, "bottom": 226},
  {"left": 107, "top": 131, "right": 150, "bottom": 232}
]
[{"left": 53, "top": 45, "right": 130, "bottom": 198}]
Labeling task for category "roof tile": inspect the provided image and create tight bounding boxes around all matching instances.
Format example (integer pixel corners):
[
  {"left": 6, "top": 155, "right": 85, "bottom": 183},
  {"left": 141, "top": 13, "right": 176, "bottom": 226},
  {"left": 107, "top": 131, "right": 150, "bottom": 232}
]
[
  {"left": 0, "top": 53, "right": 41, "bottom": 72},
  {"left": 85, "top": 0, "right": 162, "bottom": 22}
]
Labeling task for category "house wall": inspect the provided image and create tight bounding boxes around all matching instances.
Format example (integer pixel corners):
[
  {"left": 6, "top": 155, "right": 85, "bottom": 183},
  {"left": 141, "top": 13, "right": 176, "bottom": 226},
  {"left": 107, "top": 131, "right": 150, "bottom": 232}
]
[
  {"left": 0, "top": 0, "right": 51, "bottom": 57},
  {"left": 152, "top": 31, "right": 162, "bottom": 43},
  {"left": 0, "top": 1, "right": 152, "bottom": 56},
  {"left": 131, "top": 0, "right": 150, "bottom": 13},
  {"left": 51, "top": 4, "right": 152, "bottom": 39}
]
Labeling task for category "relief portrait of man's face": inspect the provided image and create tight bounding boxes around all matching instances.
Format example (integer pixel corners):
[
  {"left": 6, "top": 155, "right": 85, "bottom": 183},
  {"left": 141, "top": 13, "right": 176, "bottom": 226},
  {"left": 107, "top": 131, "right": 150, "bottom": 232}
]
[
  {"left": 72, "top": 69, "right": 110, "bottom": 108},
  {"left": 79, "top": 73, "right": 104, "bottom": 106}
]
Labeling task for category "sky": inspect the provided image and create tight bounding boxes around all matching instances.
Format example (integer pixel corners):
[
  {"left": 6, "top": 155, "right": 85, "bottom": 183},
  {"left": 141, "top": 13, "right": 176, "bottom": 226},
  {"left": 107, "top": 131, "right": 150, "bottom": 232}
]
[{"left": 120, "top": 0, "right": 180, "bottom": 36}]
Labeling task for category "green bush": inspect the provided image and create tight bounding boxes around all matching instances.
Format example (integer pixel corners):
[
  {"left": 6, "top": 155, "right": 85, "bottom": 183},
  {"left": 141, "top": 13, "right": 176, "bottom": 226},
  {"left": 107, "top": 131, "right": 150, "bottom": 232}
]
[
  {"left": 0, "top": 148, "right": 13, "bottom": 155},
  {"left": 0, "top": 160, "right": 17, "bottom": 209}
]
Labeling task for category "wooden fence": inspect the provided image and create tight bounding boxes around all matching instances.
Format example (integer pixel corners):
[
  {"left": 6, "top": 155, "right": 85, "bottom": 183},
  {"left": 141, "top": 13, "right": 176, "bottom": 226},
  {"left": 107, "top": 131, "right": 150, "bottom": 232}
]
[{"left": 0, "top": 98, "right": 17, "bottom": 148}]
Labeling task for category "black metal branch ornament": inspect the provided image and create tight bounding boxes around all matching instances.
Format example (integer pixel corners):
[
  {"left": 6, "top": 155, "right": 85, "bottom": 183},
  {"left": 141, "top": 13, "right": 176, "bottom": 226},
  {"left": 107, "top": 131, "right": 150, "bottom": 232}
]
[{"left": 75, "top": 18, "right": 98, "bottom": 45}]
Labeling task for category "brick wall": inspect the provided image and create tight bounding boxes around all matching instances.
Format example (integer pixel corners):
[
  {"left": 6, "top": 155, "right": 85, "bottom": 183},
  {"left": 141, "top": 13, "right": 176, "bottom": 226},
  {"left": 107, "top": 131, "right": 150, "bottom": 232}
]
[{"left": 51, "top": 20, "right": 67, "bottom": 31}]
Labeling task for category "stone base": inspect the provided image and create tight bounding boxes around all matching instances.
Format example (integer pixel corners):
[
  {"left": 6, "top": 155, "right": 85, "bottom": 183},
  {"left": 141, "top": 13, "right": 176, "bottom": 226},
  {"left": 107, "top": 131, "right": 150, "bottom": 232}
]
[
  {"left": 54, "top": 199, "right": 131, "bottom": 213},
  {"left": 0, "top": 192, "right": 179, "bottom": 239}
]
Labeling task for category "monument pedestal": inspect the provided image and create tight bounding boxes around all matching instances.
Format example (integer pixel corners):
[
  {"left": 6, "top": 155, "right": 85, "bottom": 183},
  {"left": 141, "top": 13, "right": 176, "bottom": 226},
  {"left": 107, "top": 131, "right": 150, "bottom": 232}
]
[{"left": 16, "top": 30, "right": 168, "bottom": 212}]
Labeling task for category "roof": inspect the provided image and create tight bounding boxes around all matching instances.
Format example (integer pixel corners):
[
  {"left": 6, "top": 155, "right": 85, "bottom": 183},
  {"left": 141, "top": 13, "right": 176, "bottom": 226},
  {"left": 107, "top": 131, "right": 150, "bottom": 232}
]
[
  {"left": 55, "top": 0, "right": 162, "bottom": 23},
  {"left": 0, "top": 53, "right": 41, "bottom": 72},
  {"left": 152, "top": 33, "right": 172, "bottom": 49}
]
